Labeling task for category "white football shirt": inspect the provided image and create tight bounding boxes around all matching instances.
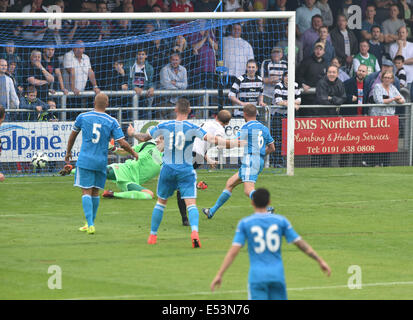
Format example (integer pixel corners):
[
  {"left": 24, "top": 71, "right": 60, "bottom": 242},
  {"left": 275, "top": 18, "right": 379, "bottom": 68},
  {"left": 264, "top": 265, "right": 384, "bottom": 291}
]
[{"left": 192, "top": 120, "right": 225, "bottom": 156}]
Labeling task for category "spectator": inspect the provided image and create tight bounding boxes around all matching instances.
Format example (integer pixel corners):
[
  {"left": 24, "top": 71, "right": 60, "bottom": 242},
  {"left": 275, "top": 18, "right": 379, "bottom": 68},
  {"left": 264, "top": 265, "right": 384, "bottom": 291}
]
[
  {"left": 244, "top": 19, "right": 273, "bottom": 66},
  {"left": 46, "top": 99, "right": 58, "bottom": 121},
  {"left": 19, "top": 0, "right": 48, "bottom": 42},
  {"left": 296, "top": 0, "right": 321, "bottom": 37},
  {"left": 228, "top": 59, "right": 265, "bottom": 117},
  {"left": 92, "top": 2, "right": 114, "bottom": 41},
  {"left": 194, "top": 0, "right": 218, "bottom": 11},
  {"left": 330, "top": 14, "right": 359, "bottom": 74},
  {"left": 276, "top": 25, "right": 303, "bottom": 66},
  {"left": 301, "top": 14, "right": 324, "bottom": 60},
  {"left": 311, "top": 25, "right": 335, "bottom": 64},
  {"left": 63, "top": 40, "right": 100, "bottom": 96},
  {"left": 339, "top": 64, "right": 369, "bottom": 167},
  {"left": 296, "top": 42, "right": 327, "bottom": 111},
  {"left": 19, "top": 86, "right": 50, "bottom": 121},
  {"left": 150, "top": 4, "right": 170, "bottom": 31},
  {"left": 0, "top": 41, "right": 22, "bottom": 65},
  {"left": 353, "top": 40, "right": 381, "bottom": 76},
  {"left": 22, "top": 50, "right": 54, "bottom": 101},
  {"left": 129, "top": 48, "right": 155, "bottom": 119},
  {"left": 42, "top": 46, "right": 68, "bottom": 95},
  {"left": 140, "top": 0, "right": 165, "bottom": 12},
  {"left": 369, "top": 70, "right": 405, "bottom": 167},
  {"left": 374, "top": 0, "right": 392, "bottom": 25},
  {"left": 0, "top": 0, "right": 18, "bottom": 40},
  {"left": 382, "top": 4, "right": 406, "bottom": 52},
  {"left": 189, "top": 28, "right": 218, "bottom": 89},
  {"left": 0, "top": 58, "right": 19, "bottom": 120},
  {"left": 159, "top": 52, "right": 188, "bottom": 118},
  {"left": 6, "top": 58, "right": 23, "bottom": 97},
  {"left": 361, "top": 4, "right": 380, "bottom": 40},
  {"left": 315, "top": 0, "right": 333, "bottom": 28},
  {"left": 223, "top": 23, "right": 254, "bottom": 85},
  {"left": 260, "top": 47, "right": 287, "bottom": 105},
  {"left": 389, "top": 26, "right": 413, "bottom": 86},
  {"left": 43, "top": 0, "right": 71, "bottom": 48},
  {"left": 273, "top": 0, "right": 287, "bottom": 11},
  {"left": 67, "top": 19, "right": 101, "bottom": 43},
  {"left": 224, "top": 0, "right": 252, "bottom": 11},
  {"left": 369, "top": 25, "right": 386, "bottom": 68},
  {"left": 171, "top": 35, "right": 194, "bottom": 76},
  {"left": 80, "top": 0, "right": 98, "bottom": 11},
  {"left": 170, "top": 0, "right": 194, "bottom": 26},
  {"left": 393, "top": 55, "right": 407, "bottom": 88},
  {"left": 331, "top": 56, "right": 350, "bottom": 82},
  {"left": 338, "top": 0, "right": 355, "bottom": 20},
  {"left": 271, "top": 70, "right": 301, "bottom": 168}
]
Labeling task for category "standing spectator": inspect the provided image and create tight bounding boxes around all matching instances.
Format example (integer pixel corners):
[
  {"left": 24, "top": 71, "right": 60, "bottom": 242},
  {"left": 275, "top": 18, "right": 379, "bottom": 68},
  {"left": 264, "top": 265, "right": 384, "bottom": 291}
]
[
  {"left": 271, "top": 71, "right": 301, "bottom": 168},
  {"left": 374, "top": 0, "right": 392, "bottom": 25},
  {"left": 228, "top": 59, "right": 265, "bottom": 117},
  {"left": 0, "top": 41, "right": 22, "bottom": 65},
  {"left": 0, "top": 59, "right": 20, "bottom": 120},
  {"left": 389, "top": 26, "right": 413, "bottom": 86},
  {"left": 369, "top": 70, "right": 405, "bottom": 166},
  {"left": 301, "top": 14, "right": 324, "bottom": 60},
  {"left": 6, "top": 58, "right": 23, "bottom": 98},
  {"left": 331, "top": 56, "right": 350, "bottom": 82},
  {"left": 43, "top": 0, "right": 71, "bottom": 49},
  {"left": 361, "top": 4, "right": 380, "bottom": 40},
  {"left": 369, "top": 25, "right": 386, "bottom": 68},
  {"left": 23, "top": 50, "right": 54, "bottom": 101},
  {"left": 171, "top": 35, "right": 194, "bottom": 79},
  {"left": 224, "top": 0, "right": 241, "bottom": 11},
  {"left": 42, "top": 46, "right": 68, "bottom": 95},
  {"left": 150, "top": 4, "right": 170, "bottom": 31},
  {"left": 315, "top": 0, "right": 333, "bottom": 28},
  {"left": 92, "top": 2, "right": 114, "bottom": 41},
  {"left": 244, "top": 19, "right": 273, "bottom": 67},
  {"left": 223, "top": 23, "right": 254, "bottom": 85},
  {"left": 19, "top": 0, "right": 48, "bottom": 42},
  {"left": 296, "top": 0, "right": 321, "bottom": 37},
  {"left": 311, "top": 25, "right": 335, "bottom": 64},
  {"left": 0, "top": 0, "right": 18, "bottom": 41},
  {"left": 382, "top": 4, "right": 406, "bottom": 52},
  {"left": 260, "top": 47, "right": 287, "bottom": 105},
  {"left": 353, "top": 40, "right": 381, "bottom": 76},
  {"left": 393, "top": 55, "right": 407, "bottom": 88},
  {"left": 276, "top": 25, "right": 303, "bottom": 66},
  {"left": 0, "top": 105, "right": 5, "bottom": 181},
  {"left": 194, "top": 0, "right": 218, "bottom": 11},
  {"left": 330, "top": 14, "right": 359, "bottom": 74},
  {"left": 129, "top": 48, "right": 155, "bottom": 119},
  {"left": 170, "top": 0, "right": 194, "bottom": 26},
  {"left": 159, "top": 52, "right": 188, "bottom": 118}
]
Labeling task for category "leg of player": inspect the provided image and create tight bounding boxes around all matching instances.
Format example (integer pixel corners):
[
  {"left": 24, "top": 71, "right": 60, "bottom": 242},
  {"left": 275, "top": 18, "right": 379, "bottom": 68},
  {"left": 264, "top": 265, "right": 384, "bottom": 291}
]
[
  {"left": 184, "top": 198, "right": 201, "bottom": 248},
  {"left": 203, "top": 172, "right": 242, "bottom": 219},
  {"left": 91, "top": 187, "right": 100, "bottom": 229},
  {"left": 147, "top": 197, "right": 168, "bottom": 245},
  {"left": 81, "top": 188, "right": 95, "bottom": 234},
  {"left": 0, "top": 172, "right": 5, "bottom": 182},
  {"left": 104, "top": 182, "right": 154, "bottom": 200},
  {"left": 176, "top": 190, "right": 190, "bottom": 226},
  {"left": 243, "top": 181, "right": 256, "bottom": 199}
]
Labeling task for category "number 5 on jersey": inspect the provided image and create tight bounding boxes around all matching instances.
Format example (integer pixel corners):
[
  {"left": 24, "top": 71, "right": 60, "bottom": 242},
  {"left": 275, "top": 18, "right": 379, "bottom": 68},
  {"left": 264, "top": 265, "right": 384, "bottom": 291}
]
[{"left": 92, "top": 123, "right": 102, "bottom": 144}]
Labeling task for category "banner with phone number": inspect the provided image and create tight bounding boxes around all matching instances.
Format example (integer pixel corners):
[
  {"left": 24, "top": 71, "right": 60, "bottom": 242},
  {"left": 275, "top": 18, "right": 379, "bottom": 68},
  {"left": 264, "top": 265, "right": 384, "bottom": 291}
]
[{"left": 282, "top": 116, "right": 399, "bottom": 156}]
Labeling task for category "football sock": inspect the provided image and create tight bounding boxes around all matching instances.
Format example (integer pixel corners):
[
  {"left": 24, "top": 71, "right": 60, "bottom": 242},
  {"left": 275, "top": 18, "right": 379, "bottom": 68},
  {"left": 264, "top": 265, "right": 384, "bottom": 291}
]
[
  {"left": 114, "top": 191, "right": 152, "bottom": 200},
  {"left": 210, "top": 189, "right": 232, "bottom": 216},
  {"left": 249, "top": 190, "right": 256, "bottom": 199},
  {"left": 92, "top": 196, "right": 100, "bottom": 222},
  {"left": 176, "top": 191, "right": 188, "bottom": 219},
  {"left": 150, "top": 203, "right": 165, "bottom": 235},
  {"left": 82, "top": 195, "right": 94, "bottom": 227},
  {"left": 187, "top": 205, "right": 199, "bottom": 232}
]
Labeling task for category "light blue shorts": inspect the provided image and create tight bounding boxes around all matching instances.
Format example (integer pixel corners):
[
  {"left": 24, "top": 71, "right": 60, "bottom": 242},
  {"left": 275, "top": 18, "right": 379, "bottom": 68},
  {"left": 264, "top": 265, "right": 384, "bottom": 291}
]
[
  {"left": 157, "top": 165, "right": 197, "bottom": 200},
  {"left": 239, "top": 155, "right": 264, "bottom": 183},
  {"left": 248, "top": 281, "right": 287, "bottom": 300},
  {"left": 74, "top": 167, "right": 107, "bottom": 189}
]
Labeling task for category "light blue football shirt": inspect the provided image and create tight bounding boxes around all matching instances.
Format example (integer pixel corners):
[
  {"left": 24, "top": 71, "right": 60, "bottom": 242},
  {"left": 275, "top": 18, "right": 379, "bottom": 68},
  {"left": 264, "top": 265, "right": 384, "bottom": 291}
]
[
  {"left": 149, "top": 120, "right": 207, "bottom": 170},
  {"left": 239, "top": 120, "right": 274, "bottom": 160},
  {"left": 73, "top": 111, "right": 124, "bottom": 173},
  {"left": 233, "top": 213, "right": 301, "bottom": 284}
]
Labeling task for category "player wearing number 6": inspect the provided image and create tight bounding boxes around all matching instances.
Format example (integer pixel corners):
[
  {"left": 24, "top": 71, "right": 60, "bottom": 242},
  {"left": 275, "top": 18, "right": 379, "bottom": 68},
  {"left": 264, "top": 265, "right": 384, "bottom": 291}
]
[
  {"left": 65, "top": 93, "right": 139, "bottom": 234},
  {"left": 203, "top": 104, "right": 275, "bottom": 219},
  {"left": 210, "top": 188, "right": 331, "bottom": 300}
]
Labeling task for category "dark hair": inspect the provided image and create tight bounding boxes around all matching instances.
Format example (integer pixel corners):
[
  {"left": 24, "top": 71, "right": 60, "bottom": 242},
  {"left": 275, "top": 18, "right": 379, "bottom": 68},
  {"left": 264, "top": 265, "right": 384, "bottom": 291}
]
[
  {"left": 394, "top": 55, "right": 405, "bottom": 63},
  {"left": 246, "top": 59, "right": 257, "bottom": 67},
  {"left": 252, "top": 188, "right": 270, "bottom": 208},
  {"left": 0, "top": 105, "right": 5, "bottom": 121},
  {"left": 359, "top": 40, "right": 369, "bottom": 46},
  {"left": 311, "top": 14, "right": 323, "bottom": 22},
  {"left": 176, "top": 98, "right": 191, "bottom": 114},
  {"left": 371, "top": 25, "right": 381, "bottom": 32},
  {"left": 26, "top": 86, "right": 37, "bottom": 94},
  {"left": 243, "top": 104, "right": 257, "bottom": 117}
]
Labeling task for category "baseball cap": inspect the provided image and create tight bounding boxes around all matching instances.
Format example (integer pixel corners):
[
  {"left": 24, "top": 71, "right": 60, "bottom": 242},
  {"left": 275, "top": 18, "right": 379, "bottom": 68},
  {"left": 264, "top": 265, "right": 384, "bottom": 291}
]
[
  {"left": 382, "top": 57, "right": 394, "bottom": 67},
  {"left": 314, "top": 42, "right": 325, "bottom": 50}
]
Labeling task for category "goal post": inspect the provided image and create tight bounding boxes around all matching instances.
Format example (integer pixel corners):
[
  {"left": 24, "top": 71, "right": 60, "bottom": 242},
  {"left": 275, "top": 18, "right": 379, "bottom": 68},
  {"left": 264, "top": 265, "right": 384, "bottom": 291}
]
[{"left": 0, "top": 10, "right": 296, "bottom": 176}]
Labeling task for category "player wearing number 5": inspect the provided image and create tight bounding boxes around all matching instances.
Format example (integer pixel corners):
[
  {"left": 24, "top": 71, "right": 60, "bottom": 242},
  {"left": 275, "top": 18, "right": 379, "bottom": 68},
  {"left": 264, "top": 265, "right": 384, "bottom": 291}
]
[
  {"left": 211, "top": 188, "right": 331, "bottom": 300},
  {"left": 203, "top": 104, "right": 275, "bottom": 219},
  {"left": 65, "top": 93, "right": 139, "bottom": 234}
]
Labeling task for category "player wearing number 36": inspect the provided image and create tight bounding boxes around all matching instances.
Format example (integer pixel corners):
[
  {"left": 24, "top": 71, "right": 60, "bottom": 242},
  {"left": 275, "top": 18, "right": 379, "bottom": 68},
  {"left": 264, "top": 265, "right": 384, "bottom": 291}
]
[
  {"left": 210, "top": 188, "right": 331, "bottom": 300},
  {"left": 65, "top": 93, "right": 139, "bottom": 235}
]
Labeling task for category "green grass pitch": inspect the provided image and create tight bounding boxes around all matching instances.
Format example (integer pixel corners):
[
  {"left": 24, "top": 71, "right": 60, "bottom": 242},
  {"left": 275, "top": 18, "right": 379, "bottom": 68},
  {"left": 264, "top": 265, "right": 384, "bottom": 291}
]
[{"left": 1, "top": 167, "right": 413, "bottom": 300}]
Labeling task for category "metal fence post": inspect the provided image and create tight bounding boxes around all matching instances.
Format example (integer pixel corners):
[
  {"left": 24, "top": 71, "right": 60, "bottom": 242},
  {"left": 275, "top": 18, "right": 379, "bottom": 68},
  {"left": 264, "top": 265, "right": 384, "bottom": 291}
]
[
  {"left": 61, "top": 95, "right": 67, "bottom": 121},
  {"left": 133, "top": 94, "right": 138, "bottom": 121},
  {"left": 410, "top": 103, "right": 413, "bottom": 166}
]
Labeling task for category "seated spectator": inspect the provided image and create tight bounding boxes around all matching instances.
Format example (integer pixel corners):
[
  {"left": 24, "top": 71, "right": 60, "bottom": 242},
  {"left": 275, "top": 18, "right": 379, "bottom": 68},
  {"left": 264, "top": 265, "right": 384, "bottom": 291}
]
[
  {"left": 19, "top": 0, "right": 48, "bottom": 42},
  {"left": 22, "top": 50, "right": 54, "bottom": 101},
  {"left": 311, "top": 25, "right": 335, "bottom": 65},
  {"left": 260, "top": 47, "right": 287, "bottom": 105},
  {"left": 353, "top": 40, "right": 380, "bottom": 76},
  {"left": 331, "top": 56, "right": 350, "bottom": 82},
  {"left": 330, "top": 14, "right": 359, "bottom": 74},
  {"left": 389, "top": 26, "right": 413, "bottom": 86},
  {"left": 194, "top": 0, "right": 218, "bottom": 11},
  {"left": 393, "top": 55, "right": 407, "bottom": 88},
  {"left": 315, "top": 0, "right": 333, "bottom": 28},
  {"left": 361, "top": 4, "right": 380, "bottom": 40},
  {"left": 67, "top": 19, "right": 101, "bottom": 43},
  {"left": 223, "top": 23, "right": 254, "bottom": 85},
  {"left": 296, "top": 0, "right": 321, "bottom": 37},
  {"left": 19, "top": 86, "right": 50, "bottom": 121},
  {"left": 228, "top": 59, "right": 265, "bottom": 117},
  {"left": 369, "top": 25, "right": 386, "bottom": 68},
  {"left": 0, "top": 41, "right": 22, "bottom": 65},
  {"left": 301, "top": 14, "right": 324, "bottom": 60},
  {"left": 170, "top": 0, "right": 194, "bottom": 26},
  {"left": 382, "top": 4, "right": 406, "bottom": 51}
]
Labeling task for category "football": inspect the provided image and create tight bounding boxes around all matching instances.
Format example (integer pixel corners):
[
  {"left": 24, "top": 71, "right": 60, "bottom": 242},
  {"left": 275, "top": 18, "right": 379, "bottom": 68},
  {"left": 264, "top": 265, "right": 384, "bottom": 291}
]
[{"left": 31, "top": 152, "right": 49, "bottom": 169}]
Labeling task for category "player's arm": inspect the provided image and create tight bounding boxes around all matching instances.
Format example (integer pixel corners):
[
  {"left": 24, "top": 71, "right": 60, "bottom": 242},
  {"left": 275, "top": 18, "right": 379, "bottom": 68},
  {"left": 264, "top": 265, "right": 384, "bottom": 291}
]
[
  {"left": 127, "top": 124, "right": 152, "bottom": 142},
  {"left": 117, "top": 138, "right": 139, "bottom": 160},
  {"left": 294, "top": 239, "right": 331, "bottom": 277},
  {"left": 210, "top": 244, "right": 242, "bottom": 292},
  {"left": 265, "top": 142, "right": 275, "bottom": 155},
  {"left": 65, "top": 130, "right": 80, "bottom": 163},
  {"left": 204, "top": 133, "right": 245, "bottom": 149}
]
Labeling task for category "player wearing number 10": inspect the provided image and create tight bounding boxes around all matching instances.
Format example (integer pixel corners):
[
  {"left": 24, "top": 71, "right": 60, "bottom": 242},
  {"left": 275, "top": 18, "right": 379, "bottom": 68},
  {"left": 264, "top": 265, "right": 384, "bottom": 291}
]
[
  {"left": 65, "top": 93, "right": 139, "bottom": 234},
  {"left": 210, "top": 188, "right": 331, "bottom": 300}
]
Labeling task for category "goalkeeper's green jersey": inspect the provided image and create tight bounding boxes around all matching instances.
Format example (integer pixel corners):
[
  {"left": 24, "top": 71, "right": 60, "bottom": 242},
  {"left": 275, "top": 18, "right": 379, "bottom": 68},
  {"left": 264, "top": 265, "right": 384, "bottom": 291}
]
[{"left": 110, "top": 142, "right": 162, "bottom": 184}]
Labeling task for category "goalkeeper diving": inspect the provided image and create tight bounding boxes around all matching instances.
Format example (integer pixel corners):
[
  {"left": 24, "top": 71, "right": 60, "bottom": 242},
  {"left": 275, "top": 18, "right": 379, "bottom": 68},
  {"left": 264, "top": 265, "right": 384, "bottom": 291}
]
[{"left": 60, "top": 136, "right": 164, "bottom": 200}]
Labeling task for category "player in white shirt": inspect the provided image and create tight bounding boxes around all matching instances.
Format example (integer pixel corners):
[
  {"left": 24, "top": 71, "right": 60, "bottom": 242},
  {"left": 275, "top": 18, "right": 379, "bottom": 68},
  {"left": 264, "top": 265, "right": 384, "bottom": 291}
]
[{"left": 177, "top": 110, "right": 232, "bottom": 225}]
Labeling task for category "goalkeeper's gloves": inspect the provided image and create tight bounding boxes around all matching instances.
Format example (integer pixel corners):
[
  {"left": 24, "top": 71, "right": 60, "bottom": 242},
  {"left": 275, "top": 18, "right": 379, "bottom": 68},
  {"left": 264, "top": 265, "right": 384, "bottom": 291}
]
[{"left": 108, "top": 139, "right": 117, "bottom": 152}]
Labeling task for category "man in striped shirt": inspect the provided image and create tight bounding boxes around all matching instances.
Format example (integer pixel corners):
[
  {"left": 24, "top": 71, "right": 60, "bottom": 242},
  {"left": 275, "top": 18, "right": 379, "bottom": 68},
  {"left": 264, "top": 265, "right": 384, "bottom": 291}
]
[
  {"left": 260, "top": 47, "right": 288, "bottom": 105},
  {"left": 228, "top": 59, "right": 265, "bottom": 117}
]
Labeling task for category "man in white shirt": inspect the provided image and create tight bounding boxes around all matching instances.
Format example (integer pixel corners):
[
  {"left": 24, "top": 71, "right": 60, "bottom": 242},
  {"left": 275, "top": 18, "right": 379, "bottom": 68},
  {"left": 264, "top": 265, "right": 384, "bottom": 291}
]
[
  {"left": 0, "top": 59, "right": 19, "bottom": 120},
  {"left": 389, "top": 26, "right": 413, "bottom": 85}
]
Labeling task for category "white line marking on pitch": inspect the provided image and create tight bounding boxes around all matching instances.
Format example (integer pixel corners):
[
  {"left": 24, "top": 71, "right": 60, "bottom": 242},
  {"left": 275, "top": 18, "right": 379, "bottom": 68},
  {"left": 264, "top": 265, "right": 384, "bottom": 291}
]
[{"left": 64, "top": 280, "right": 413, "bottom": 300}]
